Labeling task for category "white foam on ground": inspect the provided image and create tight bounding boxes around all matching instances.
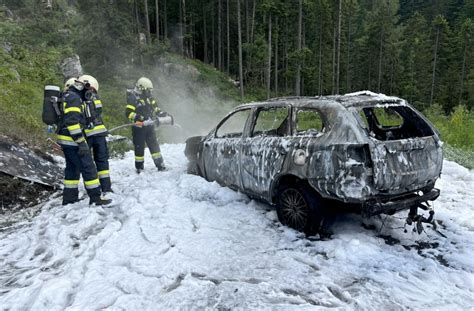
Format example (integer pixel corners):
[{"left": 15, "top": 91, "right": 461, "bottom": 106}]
[{"left": 0, "top": 144, "right": 473, "bottom": 309}]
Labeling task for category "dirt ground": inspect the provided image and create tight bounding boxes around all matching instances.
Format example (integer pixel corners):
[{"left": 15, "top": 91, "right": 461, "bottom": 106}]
[
  {"left": 0, "top": 135, "right": 59, "bottom": 214},
  {"left": 0, "top": 172, "right": 55, "bottom": 213}
]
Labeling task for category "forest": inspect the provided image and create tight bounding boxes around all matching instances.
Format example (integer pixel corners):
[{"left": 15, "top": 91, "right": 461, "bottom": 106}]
[
  {"left": 2, "top": 0, "right": 473, "bottom": 109},
  {"left": 1, "top": 0, "right": 474, "bottom": 166}
]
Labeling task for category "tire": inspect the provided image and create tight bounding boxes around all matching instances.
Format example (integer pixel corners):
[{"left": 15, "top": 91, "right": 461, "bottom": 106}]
[
  {"left": 276, "top": 184, "right": 324, "bottom": 234},
  {"left": 187, "top": 161, "right": 202, "bottom": 176}
]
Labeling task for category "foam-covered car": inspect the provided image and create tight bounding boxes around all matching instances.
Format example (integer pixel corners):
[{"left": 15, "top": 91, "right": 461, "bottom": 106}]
[{"left": 185, "top": 92, "right": 443, "bottom": 233}]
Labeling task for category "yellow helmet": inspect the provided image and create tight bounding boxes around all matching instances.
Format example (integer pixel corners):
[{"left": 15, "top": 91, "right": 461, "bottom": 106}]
[
  {"left": 78, "top": 74, "right": 99, "bottom": 92},
  {"left": 64, "top": 77, "right": 76, "bottom": 91},
  {"left": 136, "top": 77, "right": 153, "bottom": 91}
]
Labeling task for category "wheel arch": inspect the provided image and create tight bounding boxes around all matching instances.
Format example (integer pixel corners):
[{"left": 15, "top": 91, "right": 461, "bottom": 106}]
[{"left": 270, "top": 174, "right": 316, "bottom": 204}]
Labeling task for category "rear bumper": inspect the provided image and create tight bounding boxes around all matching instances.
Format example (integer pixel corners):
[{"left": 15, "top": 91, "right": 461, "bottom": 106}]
[{"left": 362, "top": 188, "right": 440, "bottom": 217}]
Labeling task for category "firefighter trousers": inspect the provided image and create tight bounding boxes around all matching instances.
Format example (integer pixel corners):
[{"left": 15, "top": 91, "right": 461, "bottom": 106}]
[
  {"left": 61, "top": 145, "right": 101, "bottom": 205},
  {"left": 87, "top": 135, "right": 112, "bottom": 192},
  {"left": 132, "top": 125, "right": 163, "bottom": 170}
]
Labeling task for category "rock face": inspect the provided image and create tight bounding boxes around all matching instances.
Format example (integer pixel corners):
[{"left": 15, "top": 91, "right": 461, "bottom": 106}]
[{"left": 61, "top": 54, "right": 83, "bottom": 79}]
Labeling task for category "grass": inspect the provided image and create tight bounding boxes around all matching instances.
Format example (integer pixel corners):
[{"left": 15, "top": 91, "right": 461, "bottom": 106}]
[
  {"left": 0, "top": 20, "right": 67, "bottom": 149},
  {"left": 442, "top": 144, "right": 474, "bottom": 169},
  {"left": 423, "top": 104, "right": 474, "bottom": 169}
]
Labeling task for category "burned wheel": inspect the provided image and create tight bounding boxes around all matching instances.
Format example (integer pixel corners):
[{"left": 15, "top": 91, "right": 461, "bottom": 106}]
[
  {"left": 276, "top": 185, "right": 323, "bottom": 234},
  {"left": 187, "top": 161, "right": 202, "bottom": 177}
]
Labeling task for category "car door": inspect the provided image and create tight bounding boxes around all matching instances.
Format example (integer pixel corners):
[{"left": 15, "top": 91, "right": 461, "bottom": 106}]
[
  {"left": 241, "top": 105, "right": 291, "bottom": 198},
  {"left": 202, "top": 108, "right": 252, "bottom": 189}
]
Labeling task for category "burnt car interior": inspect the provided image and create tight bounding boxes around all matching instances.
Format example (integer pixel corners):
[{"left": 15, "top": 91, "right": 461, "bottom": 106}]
[
  {"left": 358, "top": 105, "right": 436, "bottom": 141},
  {"left": 295, "top": 108, "right": 325, "bottom": 136},
  {"left": 251, "top": 107, "right": 290, "bottom": 137}
]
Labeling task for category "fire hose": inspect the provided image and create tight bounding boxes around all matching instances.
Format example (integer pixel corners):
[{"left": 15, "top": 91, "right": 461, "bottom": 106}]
[
  {"left": 47, "top": 116, "right": 182, "bottom": 151},
  {"left": 108, "top": 116, "right": 181, "bottom": 133}
]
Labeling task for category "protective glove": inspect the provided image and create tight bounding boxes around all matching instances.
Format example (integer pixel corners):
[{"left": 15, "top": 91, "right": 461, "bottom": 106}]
[
  {"left": 135, "top": 121, "right": 144, "bottom": 127},
  {"left": 143, "top": 119, "right": 155, "bottom": 126},
  {"left": 78, "top": 141, "right": 90, "bottom": 156}
]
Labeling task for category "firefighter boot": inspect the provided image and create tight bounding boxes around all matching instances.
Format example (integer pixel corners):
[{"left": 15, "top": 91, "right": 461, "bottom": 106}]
[{"left": 89, "top": 194, "right": 112, "bottom": 206}]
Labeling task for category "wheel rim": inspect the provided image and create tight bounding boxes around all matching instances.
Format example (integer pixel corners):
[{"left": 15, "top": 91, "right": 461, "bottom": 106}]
[{"left": 280, "top": 188, "right": 309, "bottom": 230}]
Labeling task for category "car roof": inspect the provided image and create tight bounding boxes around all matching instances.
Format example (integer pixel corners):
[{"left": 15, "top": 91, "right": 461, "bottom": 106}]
[{"left": 236, "top": 91, "right": 406, "bottom": 110}]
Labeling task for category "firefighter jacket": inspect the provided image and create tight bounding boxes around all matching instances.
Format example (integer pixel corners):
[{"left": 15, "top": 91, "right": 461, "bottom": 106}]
[
  {"left": 56, "top": 87, "right": 87, "bottom": 146},
  {"left": 83, "top": 93, "right": 108, "bottom": 137},
  {"left": 125, "top": 89, "right": 161, "bottom": 124}
]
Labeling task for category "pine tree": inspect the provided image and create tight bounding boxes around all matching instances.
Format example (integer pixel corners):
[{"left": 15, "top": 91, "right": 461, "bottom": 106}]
[{"left": 399, "top": 12, "right": 432, "bottom": 108}]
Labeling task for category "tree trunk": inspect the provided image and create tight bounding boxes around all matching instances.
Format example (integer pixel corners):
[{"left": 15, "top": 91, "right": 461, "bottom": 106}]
[
  {"left": 203, "top": 4, "right": 208, "bottom": 63},
  {"left": 247, "top": 0, "right": 256, "bottom": 81},
  {"left": 250, "top": 0, "right": 256, "bottom": 44},
  {"left": 274, "top": 16, "right": 279, "bottom": 96},
  {"left": 226, "top": 0, "right": 230, "bottom": 73},
  {"left": 190, "top": 14, "right": 195, "bottom": 58},
  {"left": 331, "top": 22, "right": 336, "bottom": 94},
  {"left": 430, "top": 26, "right": 440, "bottom": 106},
  {"left": 155, "top": 0, "right": 159, "bottom": 40},
  {"left": 212, "top": 2, "right": 215, "bottom": 66},
  {"left": 458, "top": 45, "right": 466, "bottom": 104},
  {"left": 295, "top": 0, "right": 302, "bottom": 96},
  {"left": 284, "top": 18, "right": 288, "bottom": 92},
  {"left": 237, "top": 0, "right": 244, "bottom": 101},
  {"left": 182, "top": 0, "right": 187, "bottom": 56},
  {"left": 218, "top": 0, "right": 222, "bottom": 71},
  {"left": 377, "top": 26, "right": 384, "bottom": 92},
  {"left": 135, "top": 0, "right": 141, "bottom": 44},
  {"left": 144, "top": 0, "right": 151, "bottom": 44},
  {"left": 164, "top": 0, "right": 168, "bottom": 39},
  {"left": 135, "top": 0, "right": 144, "bottom": 66},
  {"left": 335, "top": 0, "right": 342, "bottom": 94},
  {"left": 346, "top": 0, "right": 352, "bottom": 92},
  {"left": 301, "top": 14, "right": 305, "bottom": 95},
  {"left": 178, "top": 0, "right": 183, "bottom": 54},
  {"left": 318, "top": 11, "right": 323, "bottom": 96},
  {"left": 245, "top": 0, "right": 250, "bottom": 42},
  {"left": 266, "top": 13, "right": 272, "bottom": 99}
]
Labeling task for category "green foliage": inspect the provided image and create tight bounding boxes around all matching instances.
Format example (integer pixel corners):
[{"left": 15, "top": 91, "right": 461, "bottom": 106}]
[
  {"left": 184, "top": 57, "right": 241, "bottom": 102},
  {"left": 424, "top": 104, "right": 474, "bottom": 168},
  {"left": 425, "top": 105, "right": 472, "bottom": 147},
  {"left": 2, "top": 0, "right": 474, "bottom": 166},
  {"left": 0, "top": 19, "right": 67, "bottom": 147},
  {"left": 443, "top": 144, "right": 474, "bottom": 170}
]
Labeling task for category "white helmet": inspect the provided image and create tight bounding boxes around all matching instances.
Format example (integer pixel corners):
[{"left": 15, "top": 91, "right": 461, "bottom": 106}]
[
  {"left": 78, "top": 74, "right": 99, "bottom": 92},
  {"left": 136, "top": 77, "right": 153, "bottom": 91},
  {"left": 64, "top": 77, "right": 76, "bottom": 91}
]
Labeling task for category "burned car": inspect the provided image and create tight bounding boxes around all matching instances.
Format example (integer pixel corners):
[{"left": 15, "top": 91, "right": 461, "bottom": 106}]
[{"left": 185, "top": 92, "right": 443, "bottom": 233}]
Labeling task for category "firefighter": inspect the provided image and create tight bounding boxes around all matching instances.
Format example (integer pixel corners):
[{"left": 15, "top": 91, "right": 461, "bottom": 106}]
[
  {"left": 63, "top": 77, "right": 76, "bottom": 92},
  {"left": 125, "top": 77, "right": 166, "bottom": 173},
  {"left": 56, "top": 76, "right": 112, "bottom": 206},
  {"left": 79, "top": 75, "right": 113, "bottom": 193}
]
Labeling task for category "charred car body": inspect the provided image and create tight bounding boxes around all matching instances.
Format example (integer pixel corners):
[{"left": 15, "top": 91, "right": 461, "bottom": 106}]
[{"left": 185, "top": 92, "right": 443, "bottom": 233}]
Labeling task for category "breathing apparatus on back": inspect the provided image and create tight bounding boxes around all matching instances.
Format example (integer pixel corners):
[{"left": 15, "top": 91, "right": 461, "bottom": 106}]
[{"left": 77, "top": 75, "right": 100, "bottom": 129}]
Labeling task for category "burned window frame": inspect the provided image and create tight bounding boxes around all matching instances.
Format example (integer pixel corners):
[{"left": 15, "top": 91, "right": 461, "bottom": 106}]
[
  {"left": 357, "top": 104, "right": 436, "bottom": 141},
  {"left": 294, "top": 107, "right": 327, "bottom": 137},
  {"left": 250, "top": 105, "right": 291, "bottom": 137},
  {"left": 214, "top": 108, "right": 252, "bottom": 139}
]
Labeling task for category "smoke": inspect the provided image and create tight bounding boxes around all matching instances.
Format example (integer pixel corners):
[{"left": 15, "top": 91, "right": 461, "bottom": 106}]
[{"left": 149, "top": 62, "right": 238, "bottom": 143}]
